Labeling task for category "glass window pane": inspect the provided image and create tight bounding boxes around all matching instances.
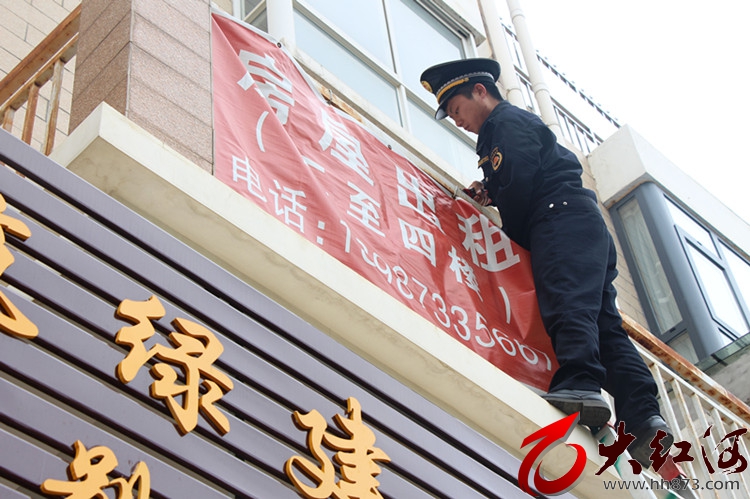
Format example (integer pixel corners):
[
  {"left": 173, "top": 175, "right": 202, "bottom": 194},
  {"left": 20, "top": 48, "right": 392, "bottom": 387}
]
[
  {"left": 243, "top": 0, "right": 263, "bottom": 18},
  {"left": 618, "top": 198, "right": 682, "bottom": 333},
  {"left": 389, "top": 0, "right": 464, "bottom": 101},
  {"left": 303, "top": 0, "right": 393, "bottom": 69},
  {"left": 519, "top": 78, "right": 536, "bottom": 113},
  {"left": 249, "top": 10, "right": 267, "bottom": 31},
  {"left": 504, "top": 29, "right": 525, "bottom": 71},
  {"left": 407, "top": 99, "right": 476, "bottom": 180},
  {"left": 667, "top": 333, "right": 699, "bottom": 364},
  {"left": 687, "top": 242, "right": 748, "bottom": 336},
  {"left": 294, "top": 11, "right": 400, "bottom": 123},
  {"left": 666, "top": 199, "right": 716, "bottom": 256},
  {"left": 723, "top": 243, "right": 750, "bottom": 312}
]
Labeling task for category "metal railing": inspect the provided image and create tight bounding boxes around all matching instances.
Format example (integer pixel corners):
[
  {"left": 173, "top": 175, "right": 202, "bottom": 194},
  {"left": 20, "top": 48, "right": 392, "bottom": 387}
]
[
  {"left": 0, "top": 5, "right": 80, "bottom": 155},
  {"left": 624, "top": 315, "right": 750, "bottom": 498}
]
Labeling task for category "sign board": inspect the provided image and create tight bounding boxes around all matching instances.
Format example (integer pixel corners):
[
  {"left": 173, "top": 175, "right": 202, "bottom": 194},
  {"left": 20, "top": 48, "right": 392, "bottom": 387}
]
[{"left": 211, "top": 12, "right": 557, "bottom": 390}]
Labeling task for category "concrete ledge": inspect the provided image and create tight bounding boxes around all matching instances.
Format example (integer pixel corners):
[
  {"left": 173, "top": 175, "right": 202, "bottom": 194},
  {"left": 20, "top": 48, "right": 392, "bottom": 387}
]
[
  {"left": 51, "top": 103, "right": 625, "bottom": 498},
  {"left": 589, "top": 125, "right": 750, "bottom": 254}
]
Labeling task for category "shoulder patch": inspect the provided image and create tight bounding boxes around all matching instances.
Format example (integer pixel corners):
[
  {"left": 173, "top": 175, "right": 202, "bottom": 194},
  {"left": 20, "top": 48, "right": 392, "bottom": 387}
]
[
  {"left": 478, "top": 156, "right": 489, "bottom": 168},
  {"left": 491, "top": 147, "right": 503, "bottom": 171}
]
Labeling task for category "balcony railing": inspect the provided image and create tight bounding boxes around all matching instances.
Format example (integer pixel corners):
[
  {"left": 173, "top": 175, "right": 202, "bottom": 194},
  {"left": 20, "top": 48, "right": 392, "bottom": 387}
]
[
  {"left": 0, "top": 5, "right": 80, "bottom": 155},
  {"left": 623, "top": 315, "right": 750, "bottom": 498},
  {"left": 1, "top": 7, "right": 748, "bottom": 498}
]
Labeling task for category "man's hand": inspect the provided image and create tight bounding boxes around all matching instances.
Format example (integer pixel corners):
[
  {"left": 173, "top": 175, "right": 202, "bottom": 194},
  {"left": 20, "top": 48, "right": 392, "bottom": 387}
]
[{"left": 465, "top": 181, "right": 491, "bottom": 206}]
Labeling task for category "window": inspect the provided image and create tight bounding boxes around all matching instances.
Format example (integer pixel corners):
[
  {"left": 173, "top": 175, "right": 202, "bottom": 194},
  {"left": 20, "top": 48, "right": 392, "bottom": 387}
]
[
  {"left": 686, "top": 242, "right": 747, "bottom": 340},
  {"left": 303, "top": 0, "right": 394, "bottom": 69},
  {"left": 242, "top": 0, "right": 267, "bottom": 30},
  {"left": 518, "top": 78, "right": 537, "bottom": 113},
  {"left": 667, "top": 199, "right": 749, "bottom": 338},
  {"left": 722, "top": 243, "right": 750, "bottom": 313},
  {"left": 667, "top": 200, "right": 716, "bottom": 256},
  {"left": 294, "top": 0, "right": 478, "bottom": 179},
  {"left": 388, "top": 0, "right": 464, "bottom": 103},
  {"left": 294, "top": 10, "right": 401, "bottom": 121},
  {"left": 503, "top": 26, "right": 525, "bottom": 72},
  {"left": 618, "top": 198, "right": 682, "bottom": 334}
]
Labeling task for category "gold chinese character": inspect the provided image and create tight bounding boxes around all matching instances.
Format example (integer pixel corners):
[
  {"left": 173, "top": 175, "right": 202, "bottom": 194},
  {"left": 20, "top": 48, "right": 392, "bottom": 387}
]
[
  {"left": 0, "top": 193, "right": 37, "bottom": 339},
  {"left": 285, "top": 397, "right": 391, "bottom": 499},
  {"left": 41, "top": 440, "right": 150, "bottom": 499},
  {"left": 115, "top": 295, "right": 234, "bottom": 435}
]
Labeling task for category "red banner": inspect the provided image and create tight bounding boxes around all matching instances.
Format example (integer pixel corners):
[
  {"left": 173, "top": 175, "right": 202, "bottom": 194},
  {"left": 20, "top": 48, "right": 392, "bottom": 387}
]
[{"left": 210, "top": 13, "right": 557, "bottom": 390}]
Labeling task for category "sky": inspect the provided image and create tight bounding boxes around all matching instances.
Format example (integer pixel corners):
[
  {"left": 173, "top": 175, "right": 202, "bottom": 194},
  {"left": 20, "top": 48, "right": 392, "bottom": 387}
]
[{"left": 495, "top": 0, "right": 750, "bottom": 224}]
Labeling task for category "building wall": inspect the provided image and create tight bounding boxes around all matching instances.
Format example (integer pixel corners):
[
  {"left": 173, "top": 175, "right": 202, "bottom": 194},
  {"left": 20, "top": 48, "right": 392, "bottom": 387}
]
[
  {"left": 70, "top": 0, "right": 213, "bottom": 172},
  {"left": 4, "top": 2, "right": 749, "bottom": 496},
  {"left": 0, "top": 0, "right": 673, "bottom": 371},
  {"left": 0, "top": 0, "right": 78, "bottom": 75},
  {"left": 0, "top": 0, "right": 651, "bottom": 374}
]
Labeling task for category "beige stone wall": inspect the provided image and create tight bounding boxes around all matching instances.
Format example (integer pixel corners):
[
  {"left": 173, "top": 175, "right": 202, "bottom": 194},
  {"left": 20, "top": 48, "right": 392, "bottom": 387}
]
[
  {"left": 0, "top": 0, "right": 79, "bottom": 74},
  {"left": 70, "top": 0, "right": 214, "bottom": 172},
  {"left": 0, "top": 0, "right": 79, "bottom": 150}
]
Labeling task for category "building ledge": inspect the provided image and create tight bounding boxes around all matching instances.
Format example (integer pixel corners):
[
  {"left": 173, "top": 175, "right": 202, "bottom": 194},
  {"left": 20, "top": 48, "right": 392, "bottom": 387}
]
[{"left": 588, "top": 124, "right": 750, "bottom": 255}]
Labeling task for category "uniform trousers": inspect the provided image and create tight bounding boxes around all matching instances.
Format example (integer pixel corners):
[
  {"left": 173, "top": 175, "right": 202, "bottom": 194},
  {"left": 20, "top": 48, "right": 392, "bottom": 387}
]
[{"left": 528, "top": 195, "right": 660, "bottom": 429}]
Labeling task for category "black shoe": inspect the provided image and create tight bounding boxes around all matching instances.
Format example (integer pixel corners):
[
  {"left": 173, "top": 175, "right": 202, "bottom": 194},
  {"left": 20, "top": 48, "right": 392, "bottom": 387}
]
[
  {"left": 628, "top": 415, "right": 674, "bottom": 468},
  {"left": 541, "top": 389, "right": 612, "bottom": 427}
]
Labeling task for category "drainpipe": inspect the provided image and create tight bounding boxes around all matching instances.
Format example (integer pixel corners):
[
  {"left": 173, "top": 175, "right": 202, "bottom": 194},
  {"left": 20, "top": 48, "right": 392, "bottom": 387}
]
[
  {"left": 266, "top": 0, "right": 295, "bottom": 50},
  {"left": 477, "top": 0, "right": 525, "bottom": 108},
  {"left": 505, "top": 0, "right": 562, "bottom": 137}
]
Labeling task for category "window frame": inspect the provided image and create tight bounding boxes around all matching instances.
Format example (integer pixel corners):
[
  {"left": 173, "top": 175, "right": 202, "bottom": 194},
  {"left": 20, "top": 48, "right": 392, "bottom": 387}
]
[
  {"left": 294, "top": 0, "right": 474, "bottom": 129},
  {"left": 612, "top": 183, "right": 750, "bottom": 361},
  {"left": 670, "top": 202, "right": 750, "bottom": 339},
  {"left": 291, "top": 0, "right": 480, "bottom": 178}
]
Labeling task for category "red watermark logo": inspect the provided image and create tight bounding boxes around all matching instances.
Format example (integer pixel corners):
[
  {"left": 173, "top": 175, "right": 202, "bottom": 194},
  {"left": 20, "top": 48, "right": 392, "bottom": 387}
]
[
  {"left": 518, "top": 413, "right": 586, "bottom": 495},
  {"left": 519, "top": 414, "right": 748, "bottom": 496}
]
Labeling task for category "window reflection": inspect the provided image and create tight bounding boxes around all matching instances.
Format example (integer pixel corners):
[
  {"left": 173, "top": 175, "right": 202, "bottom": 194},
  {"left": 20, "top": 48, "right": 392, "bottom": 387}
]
[
  {"left": 687, "top": 242, "right": 747, "bottom": 338},
  {"left": 722, "top": 243, "right": 750, "bottom": 313},
  {"left": 294, "top": 11, "right": 401, "bottom": 122},
  {"left": 619, "top": 199, "right": 682, "bottom": 334},
  {"left": 303, "top": 0, "right": 394, "bottom": 70},
  {"left": 667, "top": 333, "right": 699, "bottom": 364},
  {"left": 407, "top": 100, "right": 476, "bottom": 180},
  {"left": 667, "top": 200, "right": 716, "bottom": 255},
  {"left": 390, "top": 0, "right": 463, "bottom": 102}
]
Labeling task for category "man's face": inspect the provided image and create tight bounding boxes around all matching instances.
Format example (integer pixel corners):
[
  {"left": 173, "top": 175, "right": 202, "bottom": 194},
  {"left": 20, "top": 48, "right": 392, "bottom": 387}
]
[{"left": 445, "top": 89, "right": 488, "bottom": 134}]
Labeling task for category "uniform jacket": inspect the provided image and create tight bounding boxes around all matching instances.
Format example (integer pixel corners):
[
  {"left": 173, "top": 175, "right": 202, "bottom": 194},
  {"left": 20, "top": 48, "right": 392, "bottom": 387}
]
[{"left": 477, "top": 100, "right": 597, "bottom": 250}]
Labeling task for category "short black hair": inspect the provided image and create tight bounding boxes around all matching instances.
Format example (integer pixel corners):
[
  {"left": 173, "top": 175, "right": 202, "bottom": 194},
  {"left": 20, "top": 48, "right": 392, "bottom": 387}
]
[{"left": 454, "top": 82, "right": 503, "bottom": 101}]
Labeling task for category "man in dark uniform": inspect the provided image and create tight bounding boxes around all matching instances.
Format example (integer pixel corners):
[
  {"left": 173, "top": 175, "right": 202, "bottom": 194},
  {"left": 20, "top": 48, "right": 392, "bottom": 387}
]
[{"left": 419, "top": 58, "right": 673, "bottom": 467}]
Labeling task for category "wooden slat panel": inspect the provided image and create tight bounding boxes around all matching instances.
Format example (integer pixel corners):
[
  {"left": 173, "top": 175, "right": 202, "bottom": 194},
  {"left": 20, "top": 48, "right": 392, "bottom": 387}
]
[
  {"left": 0, "top": 378, "right": 231, "bottom": 499},
  {"left": 0, "top": 428, "right": 68, "bottom": 494},
  {"left": 0, "top": 129, "right": 538, "bottom": 498},
  {"left": 1, "top": 209, "right": 522, "bottom": 498},
  {"left": 0, "top": 332, "right": 301, "bottom": 499},
  {"left": 1, "top": 250, "right": 468, "bottom": 497},
  {"left": 0, "top": 481, "right": 31, "bottom": 499},
  {"left": 2, "top": 245, "right": 490, "bottom": 499},
  {"left": 0, "top": 159, "right": 525, "bottom": 497}
]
